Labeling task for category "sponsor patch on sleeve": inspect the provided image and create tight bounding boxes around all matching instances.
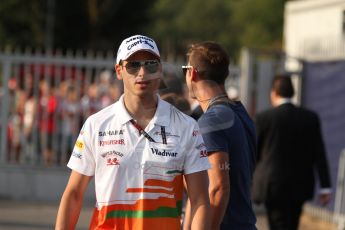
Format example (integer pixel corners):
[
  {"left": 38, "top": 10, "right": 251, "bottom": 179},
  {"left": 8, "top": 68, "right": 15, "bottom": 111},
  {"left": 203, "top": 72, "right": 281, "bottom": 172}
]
[
  {"left": 75, "top": 140, "right": 84, "bottom": 150},
  {"left": 72, "top": 152, "right": 82, "bottom": 159}
]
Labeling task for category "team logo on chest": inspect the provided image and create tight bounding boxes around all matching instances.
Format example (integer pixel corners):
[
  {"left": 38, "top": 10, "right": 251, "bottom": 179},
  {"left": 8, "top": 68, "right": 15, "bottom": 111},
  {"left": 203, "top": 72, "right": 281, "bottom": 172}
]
[
  {"left": 99, "top": 139, "right": 125, "bottom": 146},
  {"left": 98, "top": 130, "right": 124, "bottom": 137},
  {"left": 192, "top": 130, "right": 199, "bottom": 136},
  {"left": 150, "top": 148, "right": 178, "bottom": 157},
  {"left": 107, "top": 158, "right": 120, "bottom": 166},
  {"left": 101, "top": 150, "right": 124, "bottom": 166},
  {"left": 153, "top": 131, "right": 180, "bottom": 138}
]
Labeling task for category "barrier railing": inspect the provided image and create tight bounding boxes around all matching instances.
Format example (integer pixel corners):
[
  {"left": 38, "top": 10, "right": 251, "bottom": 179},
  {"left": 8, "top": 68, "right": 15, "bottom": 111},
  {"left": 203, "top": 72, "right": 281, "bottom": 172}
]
[
  {"left": 0, "top": 49, "right": 208, "bottom": 166},
  {"left": 0, "top": 49, "right": 116, "bottom": 166}
]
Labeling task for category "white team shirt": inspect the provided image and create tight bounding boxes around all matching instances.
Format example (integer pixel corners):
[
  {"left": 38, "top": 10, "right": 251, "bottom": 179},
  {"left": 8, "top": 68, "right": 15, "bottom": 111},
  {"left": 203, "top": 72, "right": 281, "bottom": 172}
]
[{"left": 67, "top": 94, "right": 210, "bottom": 229}]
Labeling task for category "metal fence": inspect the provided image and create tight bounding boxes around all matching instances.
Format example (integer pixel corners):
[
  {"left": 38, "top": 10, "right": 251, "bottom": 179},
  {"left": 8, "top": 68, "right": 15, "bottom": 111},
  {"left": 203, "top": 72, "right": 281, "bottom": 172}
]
[
  {"left": 0, "top": 48, "right": 242, "bottom": 167},
  {"left": 0, "top": 48, "right": 218, "bottom": 166},
  {"left": 0, "top": 49, "right": 118, "bottom": 166}
]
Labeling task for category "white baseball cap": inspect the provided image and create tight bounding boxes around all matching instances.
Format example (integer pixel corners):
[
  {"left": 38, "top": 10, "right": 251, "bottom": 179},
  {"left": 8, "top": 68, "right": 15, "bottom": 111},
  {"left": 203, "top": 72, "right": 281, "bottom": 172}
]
[{"left": 116, "top": 35, "right": 160, "bottom": 64}]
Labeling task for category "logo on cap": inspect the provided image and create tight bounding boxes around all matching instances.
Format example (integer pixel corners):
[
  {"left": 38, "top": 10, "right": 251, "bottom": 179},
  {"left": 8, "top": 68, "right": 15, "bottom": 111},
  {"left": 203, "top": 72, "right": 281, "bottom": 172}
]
[
  {"left": 116, "top": 35, "right": 160, "bottom": 64},
  {"left": 126, "top": 36, "right": 155, "bottom": 50}
]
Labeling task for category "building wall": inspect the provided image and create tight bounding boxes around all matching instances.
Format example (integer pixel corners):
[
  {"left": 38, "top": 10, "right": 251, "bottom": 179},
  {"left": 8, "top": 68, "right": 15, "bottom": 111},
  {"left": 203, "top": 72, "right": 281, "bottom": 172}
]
[
  {"left": 283, "top": 0, "right": 345, "bottom": 213},
  {"left": 284, "top": 0, "right": 345, "bottom": 70}
]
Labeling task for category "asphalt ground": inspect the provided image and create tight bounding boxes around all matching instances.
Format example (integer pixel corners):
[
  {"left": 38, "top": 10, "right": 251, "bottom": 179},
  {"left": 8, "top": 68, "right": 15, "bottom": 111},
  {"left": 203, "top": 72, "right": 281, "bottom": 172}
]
[{"left": 0, "top": 200, "right": 337, "bottom": 230}]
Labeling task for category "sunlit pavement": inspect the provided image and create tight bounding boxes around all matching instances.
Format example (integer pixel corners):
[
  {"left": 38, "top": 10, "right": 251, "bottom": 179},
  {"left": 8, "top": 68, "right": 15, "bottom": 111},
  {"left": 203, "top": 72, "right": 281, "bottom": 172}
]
[
  {"left": 0, "top": 200, "right": 336, "bottom": 230},
  {"left": 0, "top": 200, "right": 92, "bottom": 230}
]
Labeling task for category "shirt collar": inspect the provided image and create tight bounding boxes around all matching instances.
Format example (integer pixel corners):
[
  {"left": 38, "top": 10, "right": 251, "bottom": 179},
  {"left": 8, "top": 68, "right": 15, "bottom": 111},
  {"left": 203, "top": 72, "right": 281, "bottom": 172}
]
[
  {"left": 151, "top": 95, "right": 170, "bottom": 127},
  {"left": 116, "top": 94, "right": 170, "bottom": 127},
  {"left": 116, "top": 95, "right": 133, "bottom": 125},
  {"left": 276, "top": 97, "right": 292, "bottom": 106}
]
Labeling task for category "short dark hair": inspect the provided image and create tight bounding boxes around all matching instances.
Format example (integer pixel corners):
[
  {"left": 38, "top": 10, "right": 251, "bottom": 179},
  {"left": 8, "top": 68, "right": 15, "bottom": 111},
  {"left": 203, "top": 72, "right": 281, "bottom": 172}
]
[
  {"left": 159, "top": 70, "right": 183, "bottom": 95},
  {"left": 161, "top": 93, "right": 191, "bottom": 115},
  {"left": 187, "top": 41, "right": 229, "bottom": 85},
  {"left": 271, "top": 75, "right": 294, "bottom": 98}
]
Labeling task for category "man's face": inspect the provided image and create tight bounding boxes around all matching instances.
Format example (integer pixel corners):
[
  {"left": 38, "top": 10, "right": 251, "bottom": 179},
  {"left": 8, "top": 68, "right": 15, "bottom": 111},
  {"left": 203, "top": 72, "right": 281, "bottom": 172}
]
[{"left": 116, "top": 51, "right": 162, "bottom": 97}]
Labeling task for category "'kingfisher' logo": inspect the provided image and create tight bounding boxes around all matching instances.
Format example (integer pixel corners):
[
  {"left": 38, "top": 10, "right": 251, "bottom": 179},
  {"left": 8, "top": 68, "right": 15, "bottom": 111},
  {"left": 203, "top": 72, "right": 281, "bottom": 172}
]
[{"left": 99, "top": 139, "right": 125, "bottom": 146}]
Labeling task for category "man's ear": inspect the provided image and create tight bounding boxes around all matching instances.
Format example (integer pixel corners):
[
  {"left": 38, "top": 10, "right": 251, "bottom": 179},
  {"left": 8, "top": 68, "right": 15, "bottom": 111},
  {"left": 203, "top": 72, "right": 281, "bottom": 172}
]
[
  {"left": 191, "top": 67, "right": 198, "bottom": 82},
  {"left": 270, "top": 90, "right": 277, "bottom": 106},
  {"left": 115, "top": 64, "right": 123, "bottom": 80}
]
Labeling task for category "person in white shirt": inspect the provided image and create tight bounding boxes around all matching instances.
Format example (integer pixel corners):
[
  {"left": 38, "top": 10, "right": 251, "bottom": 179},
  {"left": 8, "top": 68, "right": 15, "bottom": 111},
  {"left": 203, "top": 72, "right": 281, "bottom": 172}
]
[{"left": 56, "top": 35, "right": 211, "bottom": 230}]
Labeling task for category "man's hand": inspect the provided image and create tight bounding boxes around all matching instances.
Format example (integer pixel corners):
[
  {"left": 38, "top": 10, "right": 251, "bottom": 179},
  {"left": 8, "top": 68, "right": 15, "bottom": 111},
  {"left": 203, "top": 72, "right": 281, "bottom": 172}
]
[{"left": 318, "top": 193, "right": 331, "bottom": 206}]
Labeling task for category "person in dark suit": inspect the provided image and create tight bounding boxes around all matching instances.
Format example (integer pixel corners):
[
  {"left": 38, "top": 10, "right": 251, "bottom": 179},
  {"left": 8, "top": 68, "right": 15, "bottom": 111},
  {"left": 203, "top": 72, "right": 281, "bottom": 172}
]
[{"left": 253, "top": 75, "right": 331, "bottom": 230}]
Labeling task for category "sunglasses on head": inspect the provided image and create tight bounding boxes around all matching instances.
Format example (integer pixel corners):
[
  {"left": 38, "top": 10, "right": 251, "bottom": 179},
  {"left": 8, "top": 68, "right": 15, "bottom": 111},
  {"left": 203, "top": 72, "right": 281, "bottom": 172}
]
[
  {"left": 123, "top": 60, "right": 160, "bottom": 75},
  {"left": 182, "top": 65, "right": 193, "bottom": 75}
]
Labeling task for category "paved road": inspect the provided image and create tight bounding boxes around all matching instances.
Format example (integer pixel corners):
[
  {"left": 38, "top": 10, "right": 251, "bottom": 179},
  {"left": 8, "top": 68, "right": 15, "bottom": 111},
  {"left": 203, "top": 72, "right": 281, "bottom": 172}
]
[
  {"left": 0, "top": 200, "right": 337, "bottom": 230},
  {"left": 0, "top": 200, "right": 92, "bottom": 230}
]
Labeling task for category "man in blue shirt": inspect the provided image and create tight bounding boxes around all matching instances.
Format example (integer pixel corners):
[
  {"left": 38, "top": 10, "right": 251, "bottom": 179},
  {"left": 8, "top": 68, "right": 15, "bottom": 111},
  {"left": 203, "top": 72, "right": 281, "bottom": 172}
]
[{"left": 182, "top": 41, "right": 257, "bottom": 230}]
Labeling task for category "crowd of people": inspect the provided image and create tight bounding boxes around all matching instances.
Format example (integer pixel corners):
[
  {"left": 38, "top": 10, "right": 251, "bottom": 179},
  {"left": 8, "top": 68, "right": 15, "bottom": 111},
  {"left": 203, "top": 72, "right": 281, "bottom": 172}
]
[
  {"left": 5, "top": 70, "right": 123, "bottom": 165},
  {"left": 4, "top": 64, "right": 199, "bottom": 166}
]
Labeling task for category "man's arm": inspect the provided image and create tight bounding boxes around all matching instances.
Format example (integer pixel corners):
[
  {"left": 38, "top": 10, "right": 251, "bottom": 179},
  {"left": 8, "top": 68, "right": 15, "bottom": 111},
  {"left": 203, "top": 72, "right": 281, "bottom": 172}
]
[
  {"left": 55, "top": 170, "right": 92, "bottom": 230},
  {"left": 184, "top": 170, "right": 211, "bottom": 230},
  {"left": 207, "top": 151, "right": 230, "bottom": 230},
  {"left": 312, "top": 114, "right": 331, "bottom": 205}
]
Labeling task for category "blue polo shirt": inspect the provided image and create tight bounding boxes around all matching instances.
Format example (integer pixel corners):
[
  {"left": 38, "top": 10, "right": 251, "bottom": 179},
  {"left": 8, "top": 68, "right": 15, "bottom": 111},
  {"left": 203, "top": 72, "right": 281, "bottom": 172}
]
[{"left": 198, "top": 101, "right": 257, "bottom": 230}]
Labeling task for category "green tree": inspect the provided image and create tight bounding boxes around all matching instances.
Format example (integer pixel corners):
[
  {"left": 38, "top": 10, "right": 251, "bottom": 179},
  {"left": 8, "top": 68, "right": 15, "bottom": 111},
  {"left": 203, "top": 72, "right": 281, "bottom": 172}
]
[
  {"left": 0, "top": 0, "right": 155, "bottom": 52},
  {"left": 147, "top": 0, "right": 238, "bottom": 61},
  {"left": 232, "top": 0, "right": 287, "bottom": 50},
  {"left": 54, "top": 0, "right": 155, "bottom": 51},
  {"left": 147, "top": 0, "right": 287, "bottom": 61},
  {"left": 0, "top": 0, "right": 45, "bottom": 49},
  {"left": 0, "top": 0, "right": 287, "bottom": 58}
]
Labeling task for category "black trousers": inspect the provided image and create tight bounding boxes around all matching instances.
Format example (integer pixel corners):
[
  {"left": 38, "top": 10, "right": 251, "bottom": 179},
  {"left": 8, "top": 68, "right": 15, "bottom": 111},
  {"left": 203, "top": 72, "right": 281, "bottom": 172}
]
[{"left": 265, "top": 199, "right": 304, "bottom": 230}]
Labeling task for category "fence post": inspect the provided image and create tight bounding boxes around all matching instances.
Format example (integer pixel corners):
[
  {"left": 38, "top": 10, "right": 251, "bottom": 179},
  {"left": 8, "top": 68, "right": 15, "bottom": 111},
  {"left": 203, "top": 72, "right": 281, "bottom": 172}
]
[
  {"left": 0, "top": 59, "right": 11, "bottom": 163},
  {"left": 239, "top": 48, "right": 255, "bottom": 115},
  {"left": 334, "top": 148, "right": 345, "bottom": 230}
]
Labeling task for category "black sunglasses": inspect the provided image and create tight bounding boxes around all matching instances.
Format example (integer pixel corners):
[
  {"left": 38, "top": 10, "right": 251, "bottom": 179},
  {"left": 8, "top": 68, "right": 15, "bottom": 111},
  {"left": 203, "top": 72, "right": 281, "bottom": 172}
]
[
  {"left": 123, "top": 60, "right": 160, "bottom": 75},
  {"left": 182, "top": 65, "right": 193, "bottom": 75}
]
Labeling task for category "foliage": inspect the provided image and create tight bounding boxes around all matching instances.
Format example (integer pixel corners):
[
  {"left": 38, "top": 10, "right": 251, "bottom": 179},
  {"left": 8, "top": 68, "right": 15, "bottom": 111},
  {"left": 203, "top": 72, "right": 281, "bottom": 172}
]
[
  {"left": 0, "top": 0, "right": 154, "bottom": 52},
  {"left": 231, "top": 0, "right": 287, "bottom": 50},
  {"left": 147, "top": 0, "right": 287, "bottom": 61},
  {"left": 0, "top": 0, "right": 45, "bottom": 49},
  {"left": 0, "top": 0, "right": 287, "bottom": 60},
  {"left": 54, "top": 0, "right": 155, "bottom": 52},
  {"left": 147, "top": 0, "right": 237, "bottom": 61}
]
